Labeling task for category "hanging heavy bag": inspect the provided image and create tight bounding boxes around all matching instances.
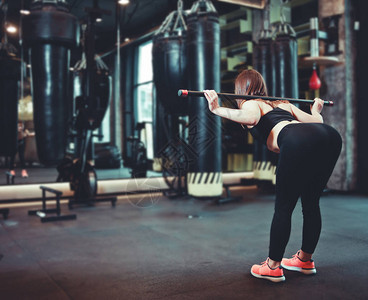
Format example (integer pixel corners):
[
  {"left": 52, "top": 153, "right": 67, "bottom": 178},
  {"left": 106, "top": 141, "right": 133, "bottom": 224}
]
[
  {"left": 152, "top": 0, "right": 188, "bottom": 160},
  {"left": 22, "top": 1, "right": 79, "bottom": 165},
  {"left": 0, "top": 54, "right": 20, "bottom": 157},
  {"left": 186, "top": 0, "right": 222, "bottom": 197}
]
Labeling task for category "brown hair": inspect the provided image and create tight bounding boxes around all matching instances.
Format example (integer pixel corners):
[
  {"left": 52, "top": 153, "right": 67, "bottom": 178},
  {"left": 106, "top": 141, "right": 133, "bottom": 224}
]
[{"left": 234, "top": 69, "right": 289, "bottom": 108}]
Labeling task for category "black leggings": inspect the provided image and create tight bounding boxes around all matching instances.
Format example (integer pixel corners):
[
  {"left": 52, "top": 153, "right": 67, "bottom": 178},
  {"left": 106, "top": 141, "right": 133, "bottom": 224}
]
[
  {"left": 269, "top": 123, "right": 342, "bottom": 261},
  {"left": 10, "top": 139, "right": 26, "bottom": 170}
]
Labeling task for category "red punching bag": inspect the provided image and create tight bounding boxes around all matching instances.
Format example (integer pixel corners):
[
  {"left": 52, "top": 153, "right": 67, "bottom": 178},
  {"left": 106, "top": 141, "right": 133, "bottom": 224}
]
[{"left": 309, "top": 65, "right": 321, "bottom": 90}]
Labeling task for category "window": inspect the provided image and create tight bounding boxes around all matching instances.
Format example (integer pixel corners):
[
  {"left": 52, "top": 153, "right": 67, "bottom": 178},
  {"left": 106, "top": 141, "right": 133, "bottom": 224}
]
[{"left": 134, "top": 40, "right": 154, "bottom": 159}]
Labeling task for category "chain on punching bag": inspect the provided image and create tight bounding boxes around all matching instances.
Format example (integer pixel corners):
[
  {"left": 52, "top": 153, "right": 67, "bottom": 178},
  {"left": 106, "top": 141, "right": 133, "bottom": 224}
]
[
  {"left": 22, "top": 0, "right": 79, "bottom": 166},
  {"left": 186, "top": 0, "right": 222, "bottom": 198}
]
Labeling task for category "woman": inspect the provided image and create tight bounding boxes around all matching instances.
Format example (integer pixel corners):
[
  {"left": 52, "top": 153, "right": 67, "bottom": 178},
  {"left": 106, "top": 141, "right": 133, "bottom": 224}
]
[
  {"left": 204, "top": 69, "right": 342, "bottom": 283},
  {"left": 9, "top": 121, "right": 34, "bottom": 178}
]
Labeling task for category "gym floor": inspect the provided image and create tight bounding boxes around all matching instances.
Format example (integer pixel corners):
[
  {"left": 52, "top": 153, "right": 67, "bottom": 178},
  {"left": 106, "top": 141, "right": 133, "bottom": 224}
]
[{"left": 0, "top": 187, "right": 367, "bottom": 299}]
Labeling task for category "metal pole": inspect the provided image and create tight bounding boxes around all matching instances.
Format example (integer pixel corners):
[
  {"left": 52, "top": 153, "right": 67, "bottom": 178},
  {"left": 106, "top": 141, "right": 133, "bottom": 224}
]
[{"left": 178, "top": 89, "right": 334, "bottom": 106}]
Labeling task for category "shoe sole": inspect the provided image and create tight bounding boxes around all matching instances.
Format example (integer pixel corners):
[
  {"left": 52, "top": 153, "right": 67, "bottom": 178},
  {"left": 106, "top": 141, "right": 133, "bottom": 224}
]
[
  {"left": 281, "top": 264, "right": 316, "bottom": 275},
  {"left": 251, "top": 270, "right": 285, "bottom": 282}
]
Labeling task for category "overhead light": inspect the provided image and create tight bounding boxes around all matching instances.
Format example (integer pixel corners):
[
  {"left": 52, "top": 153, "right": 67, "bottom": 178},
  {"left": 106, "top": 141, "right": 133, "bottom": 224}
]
[
  {"left": 124, "top": 37, "right": 130, "bottom": 42},
  {"left": 217, "top": 0, "right": 265, "bottom": 9},
  {"left": 96, "top": 17, "right": 103, "bottom": 22},
  {"left": 6, "top": 24, "right": 17, "bottom": 34},
  {"left": 118, "top": 0, "right": 130, "bottom": 6},
  {"left": 20, "top": 10, "right": 31, "bottom": 15}
]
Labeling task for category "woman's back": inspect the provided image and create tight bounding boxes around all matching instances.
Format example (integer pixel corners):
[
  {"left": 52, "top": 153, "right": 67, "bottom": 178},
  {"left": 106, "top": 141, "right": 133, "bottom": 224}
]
[{"left": 247, "top": 100, "right": 300, "bottom": 152}]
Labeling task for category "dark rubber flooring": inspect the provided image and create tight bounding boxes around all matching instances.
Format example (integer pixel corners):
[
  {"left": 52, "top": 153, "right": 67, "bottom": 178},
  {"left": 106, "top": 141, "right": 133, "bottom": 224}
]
[{"left": 1, "top": 187, "right": 367, "bottom": 299}]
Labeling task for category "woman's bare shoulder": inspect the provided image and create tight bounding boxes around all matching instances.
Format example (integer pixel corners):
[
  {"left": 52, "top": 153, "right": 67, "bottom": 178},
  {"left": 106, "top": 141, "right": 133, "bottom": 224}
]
[
  {"left": 256, "top": 100, "right": 274, "bottom": 115},
  {"left": 277, "top": 102, "right": 294, "bottom": 113},
  {"left": 239, "top": 99, "right": 259, "bottom": 110}
]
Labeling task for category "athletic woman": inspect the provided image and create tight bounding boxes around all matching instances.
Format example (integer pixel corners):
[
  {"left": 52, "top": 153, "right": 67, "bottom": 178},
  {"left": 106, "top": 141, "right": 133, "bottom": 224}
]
[
  {"left": 9, "top": 121, "right": 34, "bottom": 178},
  {"left": 204, "top": 69, "right": 342, "bottom": 283}
]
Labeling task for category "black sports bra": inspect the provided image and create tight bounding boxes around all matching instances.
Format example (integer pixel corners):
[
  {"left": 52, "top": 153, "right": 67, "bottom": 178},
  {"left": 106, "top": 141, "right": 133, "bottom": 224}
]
[{"left": 249, "top": 107, "right": 296, "bottom": 142}]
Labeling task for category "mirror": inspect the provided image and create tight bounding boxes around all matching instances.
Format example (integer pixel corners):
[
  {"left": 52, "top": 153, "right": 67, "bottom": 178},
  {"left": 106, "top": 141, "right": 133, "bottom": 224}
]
[{"left": 0, "top": 0, "right": 271, "bottom": 186}]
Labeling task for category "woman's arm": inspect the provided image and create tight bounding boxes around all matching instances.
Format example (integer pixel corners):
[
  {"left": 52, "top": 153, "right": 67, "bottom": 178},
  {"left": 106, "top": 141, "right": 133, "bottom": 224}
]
[
  {"left": 24, "top": 129, "right": 35, "bottom": 137},
  {"left": 204, "top": 90, "right": 261, "bottom": 126},
  {"left": 289, "top": 98, "right": 324, "bottom": 123}
]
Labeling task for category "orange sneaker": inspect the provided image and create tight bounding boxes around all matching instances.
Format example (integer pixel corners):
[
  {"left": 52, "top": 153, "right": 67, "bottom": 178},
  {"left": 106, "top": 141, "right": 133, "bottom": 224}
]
[
  {"left": 251, "top": 258, "right": 285, "bottom": 283},
  {"left": 21, "top": 169, "right": 28, "bottom": 178},
  {"left": 10, "top": 170, "right": 15, "bottom": 176},
  {"left": 281, "top": 251, "right": 316, "bottom": 275}
]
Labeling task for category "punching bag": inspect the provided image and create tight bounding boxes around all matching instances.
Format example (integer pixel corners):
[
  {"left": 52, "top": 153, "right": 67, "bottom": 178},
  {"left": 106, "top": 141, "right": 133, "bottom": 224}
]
[
  {"left": 73, "top": 66, "right": 112, "bottom": 160},
  {"left": 73, "top": 69, "right": 112, "bottom": 131},
  {"left": 152, "top": 9, "right": 188, "bottom": 115},
  {"left": 152, "top": 36, "right": 187, "bottom": 114},
  {"left": 309, "top": 66, "right": 321, "bottom": 90},
  {"left": 253, "top": 37, "right": 275, "bottom": 96},
  {"left": 152, "top": 1, "right": 188, "bottom": 158},
  {"left": 272, "top": 24, "right": 299, "bottom": 98},
  {"left": 252, "top": 36, "right": 276, "bottom": 185},
  {"left": 0, "top": 54, "right": 20, "bottom": 157},
  {"left": 186, "top": 0, "right": 222, "bottom": 197},
  {"left": 152, "top": 34, "right": 187, "bottom": 158},
  {"left": 22, "top": 1, "right": 79, "bottom": 165}
]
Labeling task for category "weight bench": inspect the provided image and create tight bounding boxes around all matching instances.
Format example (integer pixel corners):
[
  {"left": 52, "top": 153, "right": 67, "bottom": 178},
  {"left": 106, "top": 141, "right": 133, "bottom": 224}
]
[
  {"left": 216, "top": 178, "right": 256, "bottom": 204},
  {"left": 28, "top": 186, "right": 77, "bottom": 223}
]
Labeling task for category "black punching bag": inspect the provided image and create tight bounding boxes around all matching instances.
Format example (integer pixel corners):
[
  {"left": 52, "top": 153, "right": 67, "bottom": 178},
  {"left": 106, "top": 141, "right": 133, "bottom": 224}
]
[
  {"left": 152, "top": 13, "right": 188, "bottom": 115},
  {"left": 152, "top": 32, "right": 187, "bottom": 155},
  {"left": 253, "top": 37, "right": 275, "bottom": 96},
  {"left": 73, "top": 69, "right": 112, "bottom": 131},
  {"left": 186, "top": 0, "right": 222, "bottom": 197},
  {"left": 252, "top": 35, "right": 277, "bottom": 184},
  {"left": 152, "top": 1, "right": 187, "bottom": 157},
  {"left": 22, "top": 1, "right": 79, "bottom": 165},
  {"left": 272, "top": 24, "right": 298, "bottom": 98},
  {"left": 0, "top": 54, "right": 20, "bottom": 157}
]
